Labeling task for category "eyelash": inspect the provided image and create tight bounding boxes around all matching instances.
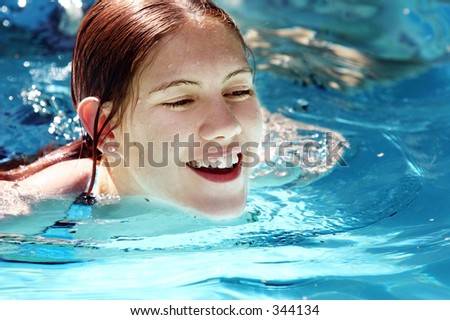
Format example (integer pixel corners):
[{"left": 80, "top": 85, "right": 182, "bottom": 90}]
[
  {"left": 162, "top": 89, "right": 255, "bottom": 110},
  {"left": 225, "top": 89, "right": 255, "bottom": 98},
  {"left": 162, "top": 99, "right": 194, "bottom": 110}
]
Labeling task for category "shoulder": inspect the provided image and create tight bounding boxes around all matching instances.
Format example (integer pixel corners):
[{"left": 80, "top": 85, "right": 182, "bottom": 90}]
[
  {"left": 1, "top": 159, "right": 92, "bottom": 218},
  {"left": 21, "top": 158, "right": 93, "bottom": 195}
]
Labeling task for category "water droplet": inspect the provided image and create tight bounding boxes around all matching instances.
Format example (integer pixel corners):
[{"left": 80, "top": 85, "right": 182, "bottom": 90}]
[
  {"left": 54, "top": 116, "right": 62, "bottom": 124},
  {"left": 274, "top": 170, "right": 288, "bottom": 177},
  {"left": 18, "top": 0, "right": 27, "bottom": 8}
]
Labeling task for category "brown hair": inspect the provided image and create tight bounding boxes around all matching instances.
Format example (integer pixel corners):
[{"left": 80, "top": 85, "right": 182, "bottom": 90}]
[{"left": 0, "top": 0, "right": 250, "bottom": 197}]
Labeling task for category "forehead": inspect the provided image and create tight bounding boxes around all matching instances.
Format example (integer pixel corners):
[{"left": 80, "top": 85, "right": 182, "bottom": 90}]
[{"left": 139, "top": 21, "right": 248, "bottom": 82}]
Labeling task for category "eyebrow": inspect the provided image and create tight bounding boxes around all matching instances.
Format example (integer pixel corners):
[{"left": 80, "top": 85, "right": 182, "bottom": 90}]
[
  {"left": 148, "top": 67, "right": 253, "bottom": 96},
  {"left": 223, "top": 67, "right": 253, "bottom": 82},
  {"left": 148, "top": 80, "right": 199, "bottom": 95}
]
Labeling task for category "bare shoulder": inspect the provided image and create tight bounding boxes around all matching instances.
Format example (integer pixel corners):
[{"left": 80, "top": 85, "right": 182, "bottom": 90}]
[
  {"left": 0, "top": 159, "right": 91, "bottom": 218},
  {"left": 21, "top": 158, "right": 92, "bottom": 195}
]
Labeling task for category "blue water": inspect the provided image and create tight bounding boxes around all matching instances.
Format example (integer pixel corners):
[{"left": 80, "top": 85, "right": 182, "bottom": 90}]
[{"left": 1, "top": 0, "right": 450, "bottom": 299}]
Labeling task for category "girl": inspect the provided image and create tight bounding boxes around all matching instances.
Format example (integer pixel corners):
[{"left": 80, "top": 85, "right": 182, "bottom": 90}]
[{"left": 0, "top": 0, "right": 345, "bottom": 218}]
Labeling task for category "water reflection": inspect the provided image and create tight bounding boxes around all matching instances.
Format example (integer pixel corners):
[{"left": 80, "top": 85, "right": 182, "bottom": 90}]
[
  {"left": 215, "top": 0, "right": 450, "bottom": 93},
  {"left": 246, "top": 26, "right": 435, "bottom": 93},
  {"left": 218, "top": 0, "right": 450, "bottom": 61}
]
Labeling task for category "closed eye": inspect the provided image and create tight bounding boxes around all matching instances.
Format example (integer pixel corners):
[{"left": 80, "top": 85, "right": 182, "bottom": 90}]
[
  {"left": 224, "top": 89, "right": 255, "bottom": 99},
  {"left": 162, "top": 99, "right": 194, "bottom": 110}
]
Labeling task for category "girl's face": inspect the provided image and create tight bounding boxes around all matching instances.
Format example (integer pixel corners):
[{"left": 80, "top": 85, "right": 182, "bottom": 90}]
[{"left": 110, "top": 21, "right": 263, "bottom": 217}]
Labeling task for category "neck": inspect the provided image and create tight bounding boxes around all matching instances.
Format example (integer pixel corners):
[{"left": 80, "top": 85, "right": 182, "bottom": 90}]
[
  {"left": 96, "top": 164, "right": 119, "bottom": 196},
  {"left": 99, "top": 164, "right": 146, "bottom": 196}
]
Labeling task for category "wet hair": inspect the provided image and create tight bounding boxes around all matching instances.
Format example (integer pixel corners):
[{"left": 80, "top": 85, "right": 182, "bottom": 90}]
[{"left": 0, "top": 0, "right": 251, "bottom": 196}]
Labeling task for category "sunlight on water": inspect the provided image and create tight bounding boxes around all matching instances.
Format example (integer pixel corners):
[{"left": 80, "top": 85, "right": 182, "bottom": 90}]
[{"left": 1, "top": 0, "right": 450, "bottom": 299}]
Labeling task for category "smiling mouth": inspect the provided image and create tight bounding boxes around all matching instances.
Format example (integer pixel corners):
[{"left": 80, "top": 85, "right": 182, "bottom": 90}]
[{"left": 186, "top": 153, "right": 243, "bottom": 183}]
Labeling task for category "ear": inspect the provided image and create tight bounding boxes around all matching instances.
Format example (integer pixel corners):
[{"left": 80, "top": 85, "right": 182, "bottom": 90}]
[{"left": 77, "top": 97, "right": 115, "bottom": 146}]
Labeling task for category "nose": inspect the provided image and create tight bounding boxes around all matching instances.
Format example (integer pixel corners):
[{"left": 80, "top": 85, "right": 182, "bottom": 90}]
[{"left": 199, "top": 98, "right": 242, "bottom": 142}]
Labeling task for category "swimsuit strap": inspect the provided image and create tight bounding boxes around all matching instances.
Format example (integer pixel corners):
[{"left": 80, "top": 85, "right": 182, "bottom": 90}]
[
  {"left": 43, "top": 164, "right": 100, "bottom": 235},
  {"left": 64, "top": 164, "right": 100, "bottom": 219},
  {"left": 73, "top": 163, "right": 100, "bottom": 206}
]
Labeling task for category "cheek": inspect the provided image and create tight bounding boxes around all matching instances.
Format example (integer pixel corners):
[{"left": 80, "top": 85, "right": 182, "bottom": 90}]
[
  {"left": 135, "top": 116, "right": 199, "bottom": 164},
  {"left": 144, "top": 108, "right": 198, "bottom": 134},
  {"left": 128, "top": 110, "right": 172, "bottom": 143},
  {"left": 237, "top": 102, "right": 263, "bottom": 141}
]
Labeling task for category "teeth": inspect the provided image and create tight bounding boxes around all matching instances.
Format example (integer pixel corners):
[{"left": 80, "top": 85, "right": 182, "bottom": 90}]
[{"left": 188, "top": 154, "right": 239, "bottom": 169}]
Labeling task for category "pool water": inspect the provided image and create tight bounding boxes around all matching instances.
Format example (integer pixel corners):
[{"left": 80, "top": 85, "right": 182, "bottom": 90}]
[{"left": 1, "top": 0, "right": 450, "bottom": 299}]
